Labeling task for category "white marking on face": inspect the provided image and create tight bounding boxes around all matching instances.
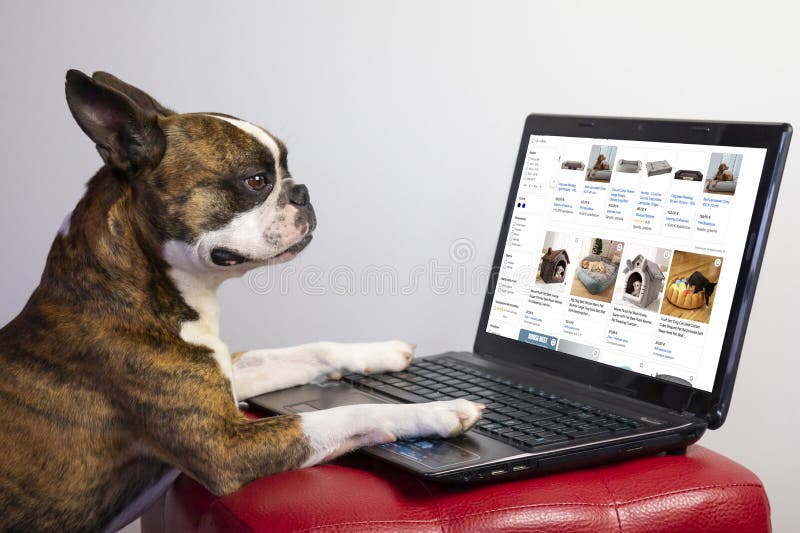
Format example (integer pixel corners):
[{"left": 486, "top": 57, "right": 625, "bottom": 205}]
[
  {"left": 161, "top": 115, "right": 309, "bottom": 274},
  {"left": 58, "top": 210, "right": 72, "bottom": 237},
  {"left": 162, "top": 191, "right": 305, "bottom": 279},
  {"left": 198, "top": 197, "right": 305, "bottom": 267},
  {"left": 204, "top": 114, "right": 283, "bottom": 179}
]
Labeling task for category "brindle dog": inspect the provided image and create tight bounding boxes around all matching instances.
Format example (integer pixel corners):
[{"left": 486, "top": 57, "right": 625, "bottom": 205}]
[{"left": 0, "top": 70, "right": 483, "bottom": 532}]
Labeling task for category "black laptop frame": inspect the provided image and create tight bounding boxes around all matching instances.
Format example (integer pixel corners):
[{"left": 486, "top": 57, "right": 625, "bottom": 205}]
[{"left": 474, "top": 114, "right": 792, "bottom": 429}]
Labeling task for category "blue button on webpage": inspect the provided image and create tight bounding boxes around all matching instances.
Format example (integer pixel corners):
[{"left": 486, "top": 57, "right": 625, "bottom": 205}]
[{"left": 518, "top": 329, "right": 559, "bottom": 350}]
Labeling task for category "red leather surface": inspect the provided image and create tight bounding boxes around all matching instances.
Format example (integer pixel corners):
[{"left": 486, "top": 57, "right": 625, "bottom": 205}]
[{"left": 141, "top": 445, "right": 770, "bottom": 533}]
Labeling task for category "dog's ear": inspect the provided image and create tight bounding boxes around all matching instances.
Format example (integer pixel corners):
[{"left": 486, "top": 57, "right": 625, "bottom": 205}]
[
  {"left": 65, "top": 69, "right": 165, "bottom": 173},
  {"left": 91, "top": 71, "right": 175, "bottom": 117}
]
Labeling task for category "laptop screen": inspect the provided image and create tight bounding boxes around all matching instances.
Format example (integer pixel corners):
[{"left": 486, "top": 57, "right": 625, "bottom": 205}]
[{"left": 485, "top": 134, "right": 767, "bottom": 393}]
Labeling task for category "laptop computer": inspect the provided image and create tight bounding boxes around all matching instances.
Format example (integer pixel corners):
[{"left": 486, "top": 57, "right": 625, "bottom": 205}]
[{"left": 249, "top": 115, "right": 792, "bottom": 483}]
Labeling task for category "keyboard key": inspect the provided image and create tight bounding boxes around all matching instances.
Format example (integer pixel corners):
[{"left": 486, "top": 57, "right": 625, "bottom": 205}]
[
  {"left": 369, "top": 384, "right": 425, "bottom": 403},
  {"left": 519, "top": 434, "right": 570, "bottom": 446},
  {"left": 484, "top": 413, "right": 511, "bottom": 423},
  {"left": 572, "top": 427, "right": 613, "bottom": 439},
  {"left": 520, "top": 411, "right": 559, "bottom": 423}
]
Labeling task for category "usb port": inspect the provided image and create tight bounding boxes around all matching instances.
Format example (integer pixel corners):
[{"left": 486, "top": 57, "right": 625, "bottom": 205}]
[
  {"left": 490, "top": 468, "right": 508, "bottom": 476},
  {"left": 512, "top": 463, "right": 529, "bottom": 472}
]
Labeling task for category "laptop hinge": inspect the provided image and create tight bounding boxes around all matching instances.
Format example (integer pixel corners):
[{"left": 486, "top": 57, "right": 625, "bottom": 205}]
[
  {"left": 475, "top": 351, "right": 703, "bottom": 420},
  {"left": 479, "top": 351, "right": 561, "bottom": 374}
]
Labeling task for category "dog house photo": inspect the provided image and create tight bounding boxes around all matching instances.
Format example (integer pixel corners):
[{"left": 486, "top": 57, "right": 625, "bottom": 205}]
[
  {"left": 622, "top": 254, "right": 665, "bottom": 308},
  {"left": 539, "top": 248, "right": 570, "bottom": 283}
]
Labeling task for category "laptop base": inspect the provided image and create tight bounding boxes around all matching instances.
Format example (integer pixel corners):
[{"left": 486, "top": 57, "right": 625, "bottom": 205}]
[{"left": 248, "top": 352, "right": 705, "bottom": 484}]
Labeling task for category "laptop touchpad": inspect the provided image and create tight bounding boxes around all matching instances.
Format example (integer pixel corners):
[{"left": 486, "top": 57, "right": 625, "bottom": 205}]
[
  {"left": 286, "top": 393, "right": 483, "bottom": 468},
  {"left": 286, "top": 392, "right": 386, "bottom": 413}
]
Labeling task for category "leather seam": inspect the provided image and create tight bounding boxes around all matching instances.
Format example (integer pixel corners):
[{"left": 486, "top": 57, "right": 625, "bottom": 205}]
[
  {"left": 294, "top": 504, "right": 616, "bottom": 532},
  {"left": 600, "top": 477, "right": 622, "bottom": 533},
  {"left": 295, "top": 518, "right": 448, "bottom": 532},
  {"left": 438, "top": 485, "right": 765, "bottom": 525},
  {"left": 440, "top": 502, "right": 626, "bottom": 523},
  {"left": 614, "top": 483, "right": 764, "bottom": 506},
  {"left": 410, "top": 474, "right": 444, "bottom": 533}
]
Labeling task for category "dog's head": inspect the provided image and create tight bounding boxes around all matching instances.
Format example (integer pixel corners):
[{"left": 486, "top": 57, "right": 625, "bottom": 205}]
[{"left": 64, "top": 70, "right": 315, "bottom": 278}]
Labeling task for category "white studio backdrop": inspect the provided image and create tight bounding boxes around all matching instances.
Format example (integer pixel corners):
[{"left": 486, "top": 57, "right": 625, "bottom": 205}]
[{"left": 0, "top": 1, "right": 797, "bottom": 531}]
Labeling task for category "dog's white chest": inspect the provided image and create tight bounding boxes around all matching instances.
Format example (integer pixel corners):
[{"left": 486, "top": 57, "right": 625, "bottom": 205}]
[
  {"left": 179, "top": 319, "right": 232, "bottom": 380},
  {"left": 167, "top": 267, "right": 234, "bottom": 392}
]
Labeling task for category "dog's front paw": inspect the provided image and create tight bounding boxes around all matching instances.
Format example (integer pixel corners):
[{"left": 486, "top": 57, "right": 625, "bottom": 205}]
[
  {"left": 331, "top": 340, "right": 415, "bottom": 377},
  {"left": 405, "top": 399, "right": 485, "bottom": 439}
]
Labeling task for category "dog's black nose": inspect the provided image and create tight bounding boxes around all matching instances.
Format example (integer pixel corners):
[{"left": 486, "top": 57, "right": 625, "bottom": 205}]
[{"left": 289, "top": 184, "right": 309, "bottom": 207}]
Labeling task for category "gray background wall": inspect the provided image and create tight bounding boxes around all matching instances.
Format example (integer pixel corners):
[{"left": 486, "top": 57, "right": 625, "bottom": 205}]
[{"left": 1, "top": 1, "right": 797, "bottom": 531}]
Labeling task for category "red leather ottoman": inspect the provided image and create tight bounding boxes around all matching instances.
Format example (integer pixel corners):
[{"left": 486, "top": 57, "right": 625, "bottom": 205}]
[{"left": 140, "top": 445, "right": 770, "bottom": 532}]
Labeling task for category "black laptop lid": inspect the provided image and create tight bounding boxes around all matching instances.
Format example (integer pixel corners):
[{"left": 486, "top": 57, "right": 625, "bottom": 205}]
[{"left": 475, "top": 115, "right": 791, "bottom": 428}]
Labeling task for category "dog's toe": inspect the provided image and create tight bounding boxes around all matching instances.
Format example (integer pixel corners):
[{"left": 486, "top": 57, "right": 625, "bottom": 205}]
[{"left": 426, "top": 399, "right": 484, "bottom": 438}]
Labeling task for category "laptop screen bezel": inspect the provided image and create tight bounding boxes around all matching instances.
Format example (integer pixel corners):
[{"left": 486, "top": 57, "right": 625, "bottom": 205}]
[{"left": 474, "top": 114, "right": 791, "bottom": 429}]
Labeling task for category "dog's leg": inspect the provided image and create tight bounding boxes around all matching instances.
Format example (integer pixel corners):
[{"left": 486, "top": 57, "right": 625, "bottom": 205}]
[
  {"left": 299, "top": 399, "right": 484, "bottom": 467},
  {"left": 140, "top": 363, "right": 482, "bottom": 496},
  {"left": 232, "top": 341, "right": 415, "bottom": 400}
]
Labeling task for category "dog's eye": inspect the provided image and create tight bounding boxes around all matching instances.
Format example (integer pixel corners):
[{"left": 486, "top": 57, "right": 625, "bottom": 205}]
[{"left": 243, "top": 174, "right": 270, "bottom": 192}]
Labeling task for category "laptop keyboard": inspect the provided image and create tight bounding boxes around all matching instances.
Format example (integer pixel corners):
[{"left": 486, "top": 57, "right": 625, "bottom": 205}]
[{"left": 342, "top": 357, "right": 646, "bottom": 450}]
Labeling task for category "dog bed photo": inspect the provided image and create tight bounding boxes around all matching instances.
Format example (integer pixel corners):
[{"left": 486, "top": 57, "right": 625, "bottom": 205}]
[
  {"left": 586, "top": 169, "right": 612, "bottom": 181},
  {"left": 705, "top": 163, "right": 738, "bottom": 194},
  {"left": 665, "top": 277, "right": 706, "bottom": 309},
  {"left": 674, "top": 169, "right": 703, "bottom": 182},
  {"left": 616, "top": 159, "right": 642, "bottom": 173},
  {"left": 576, "top": 254, "right": 618, "bottom": 294},
  {"left": 585, "top": 149, "right": 615, "bottom": 181},
  {"left": 561, "top": 160, "right": 585, "bottom": 171},
  {"left": 646, "top": 160, "right": 672, "bottom": 176},
  {"left": 706, "top": 179, "right": 737, "bottom": 193}
]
